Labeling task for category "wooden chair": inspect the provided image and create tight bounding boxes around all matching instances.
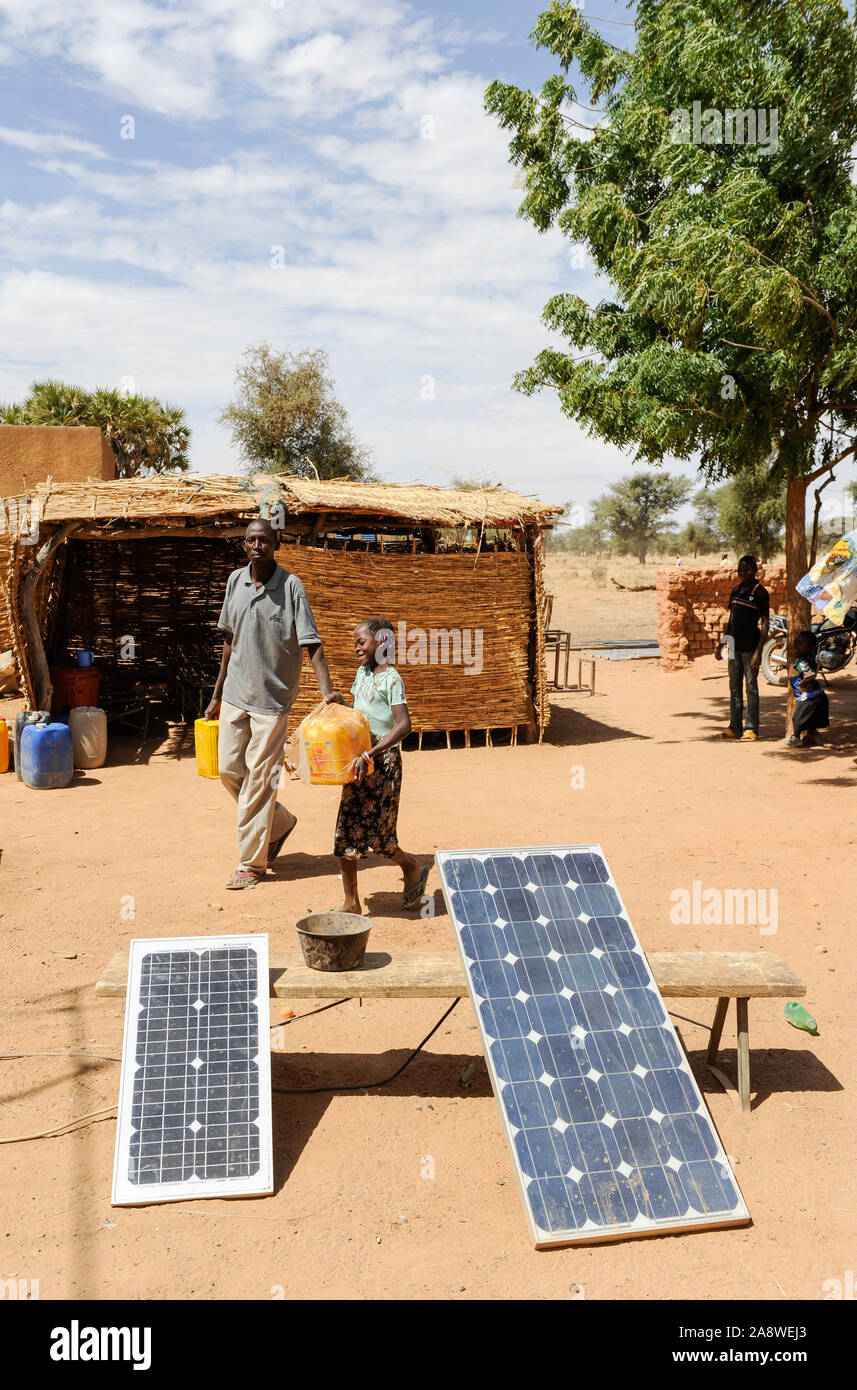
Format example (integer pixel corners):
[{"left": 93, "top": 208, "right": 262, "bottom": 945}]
[{"left": 542, "top": 592, "right": 574, "bottom": 690}]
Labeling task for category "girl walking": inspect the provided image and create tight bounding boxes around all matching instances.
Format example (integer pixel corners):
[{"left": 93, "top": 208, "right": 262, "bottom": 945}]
[{"left": 325, "top": 618, "right": 429, "bottom": 915}]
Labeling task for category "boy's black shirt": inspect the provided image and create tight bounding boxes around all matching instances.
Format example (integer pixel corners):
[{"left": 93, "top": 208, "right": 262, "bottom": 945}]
[{"left": 727, "top": 580, "right": 770, "bottom": 653}]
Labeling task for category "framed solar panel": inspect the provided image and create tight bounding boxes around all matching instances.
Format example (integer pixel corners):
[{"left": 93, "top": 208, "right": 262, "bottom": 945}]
[
  {"left": 112, "top": 935, "right": 273, "bottom": 1206},
  {"left": 436, "top": 846, "right": 750, "bottom": 1248}
]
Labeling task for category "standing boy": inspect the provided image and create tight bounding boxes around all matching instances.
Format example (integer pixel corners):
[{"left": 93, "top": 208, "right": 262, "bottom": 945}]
[
  {"left": 205, "top": 519, "right": 337, "bottom": 888},
  {"left": 715, "top": 555, "right": 770, "bottom": 741}
]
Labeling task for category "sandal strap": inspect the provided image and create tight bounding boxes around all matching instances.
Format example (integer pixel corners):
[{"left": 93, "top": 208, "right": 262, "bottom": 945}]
[{"left": 227, "top": 868, "right": 264, "bottom": 888}]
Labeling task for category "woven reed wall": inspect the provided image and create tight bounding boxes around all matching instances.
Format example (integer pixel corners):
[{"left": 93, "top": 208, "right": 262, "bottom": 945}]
[
  {"left": 0, "top": 534, "right": 12, "bottom": 657},
  {"left": 53, "top": 538, "right": 539, "bottom": 732}
]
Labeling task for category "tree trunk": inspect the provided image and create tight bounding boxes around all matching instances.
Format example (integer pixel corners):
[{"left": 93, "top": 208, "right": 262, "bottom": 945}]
[
  {"left": 784, "top": 470, "right": 811, "bottom": 741},
  {"left": 809, "top": 471, "right": 835, "bottom": 567},
  {"left": 17, "top": 522, "right": 80, "bottom": 711}
]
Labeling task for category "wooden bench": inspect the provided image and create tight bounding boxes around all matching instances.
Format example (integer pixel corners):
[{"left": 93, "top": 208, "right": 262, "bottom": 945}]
[{"left": 96, "top": 948, "right": 805, "bottom": 1114}]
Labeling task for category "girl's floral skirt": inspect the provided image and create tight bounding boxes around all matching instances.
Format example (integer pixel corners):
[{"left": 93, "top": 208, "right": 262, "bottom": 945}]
[{"left": 334, "top": 746, "right": 402, "bottom": 859}]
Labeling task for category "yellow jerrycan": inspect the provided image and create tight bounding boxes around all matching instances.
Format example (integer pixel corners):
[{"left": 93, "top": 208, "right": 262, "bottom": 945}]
[
  {"left": 300, "top": 704, "right": 372, "bottom": 785},
  {"left": 194, "top": 717, "right": 219, "bottom": 778}
]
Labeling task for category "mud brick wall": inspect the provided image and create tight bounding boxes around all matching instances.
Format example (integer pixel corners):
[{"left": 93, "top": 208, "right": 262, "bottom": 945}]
[{"left": 657, "top": 565, "right": 787, "bottom": 671}]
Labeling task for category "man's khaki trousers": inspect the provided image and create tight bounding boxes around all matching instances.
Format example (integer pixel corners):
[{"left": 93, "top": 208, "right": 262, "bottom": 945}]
[{"left": 218, "top": 700, "right": 293, "bottom": 872}]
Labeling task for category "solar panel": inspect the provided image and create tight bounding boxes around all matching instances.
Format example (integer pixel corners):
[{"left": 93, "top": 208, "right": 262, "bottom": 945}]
[
  {"left": 112, "top": 935, "right": 273, "bottom": 1206},
  {"left": 436, "top": 846, "right": 749, "bottom": 1248}
]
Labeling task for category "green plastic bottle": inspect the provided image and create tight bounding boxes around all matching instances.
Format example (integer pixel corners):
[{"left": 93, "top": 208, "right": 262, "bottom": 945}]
[{"left": 785, "top": 1001, "right": 819, "bottom": 1035}]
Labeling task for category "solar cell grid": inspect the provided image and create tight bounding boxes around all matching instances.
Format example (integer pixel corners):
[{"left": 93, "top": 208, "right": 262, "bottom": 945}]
[
  {"left": 437, "top": 846, "right": 749, "bottom": 1247},
  {"left": 112, "top": 935, "right": 273, "bottom": 1206}
]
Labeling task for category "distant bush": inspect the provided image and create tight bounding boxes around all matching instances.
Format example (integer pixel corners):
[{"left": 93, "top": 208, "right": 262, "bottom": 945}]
[{"left": 590, "top": 564, "right": 607, "bottom": 588}]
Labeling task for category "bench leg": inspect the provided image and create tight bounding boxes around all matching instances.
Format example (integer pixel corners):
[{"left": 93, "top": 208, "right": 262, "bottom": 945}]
[
  {"left": 706, "top": 996, "right": 730, "bottom": 1066},
  {"left": 736, "top": 997, "right": 751, "bottom": 1113}
]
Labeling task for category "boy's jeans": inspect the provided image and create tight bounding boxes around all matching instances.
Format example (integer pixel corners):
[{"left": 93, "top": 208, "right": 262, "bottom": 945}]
[{"left": 728, "top": 651, "right": 759, "bottom": 735}]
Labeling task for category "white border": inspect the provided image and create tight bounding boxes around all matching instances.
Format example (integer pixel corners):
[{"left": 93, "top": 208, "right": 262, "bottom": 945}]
[
  {"left": 435, "top": 844, "right": 750, "bottom": 1249},
  {"left": 111, "top": 934, "right": 273, "bottom": 1206}
]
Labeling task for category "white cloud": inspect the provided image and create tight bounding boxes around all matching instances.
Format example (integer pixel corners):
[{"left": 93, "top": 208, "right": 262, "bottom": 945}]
[
  {"left": 0, "top": 0, "right": 639, "bottom": 507},
  {"left": 0, "top": 125, "right": 110, "bottom": 159}
]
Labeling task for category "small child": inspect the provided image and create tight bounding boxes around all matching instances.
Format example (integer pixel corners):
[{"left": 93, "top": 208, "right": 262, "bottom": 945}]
[
  {"left": 325, "top": 617, "right": 428, "bottom": 915},
  {"left": 788, "top": 630, "right": 829, "bottom": 748}
]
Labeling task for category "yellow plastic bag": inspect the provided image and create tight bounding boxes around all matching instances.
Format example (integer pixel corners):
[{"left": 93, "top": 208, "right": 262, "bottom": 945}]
[{"left": 289, "top": 702, "right": 373, "bottom": 785}]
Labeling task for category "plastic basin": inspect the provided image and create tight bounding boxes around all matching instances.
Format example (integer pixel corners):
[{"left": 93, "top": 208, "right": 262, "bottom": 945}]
[{"left": 295, "top": 912, "right": 372, "bottom": 972}]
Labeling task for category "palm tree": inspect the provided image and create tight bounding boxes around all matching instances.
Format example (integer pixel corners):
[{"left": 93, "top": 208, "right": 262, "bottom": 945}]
[
  {"left": 88, "top": 389, "right": 190, "bottom": 476},
  {"left": 1, "top": 380, "right": 190, "bottom": 475},
  {"left": 25, "top": 379, "right": 91, "bottom": 425}
]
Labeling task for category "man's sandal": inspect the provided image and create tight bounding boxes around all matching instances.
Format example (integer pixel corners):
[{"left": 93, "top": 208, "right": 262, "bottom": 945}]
[
  {"left": 267, "top": 817, "right": 297, "bottom": 867},
  {"left": 226, "top": 867, "right": 265, "bottom": 890}
]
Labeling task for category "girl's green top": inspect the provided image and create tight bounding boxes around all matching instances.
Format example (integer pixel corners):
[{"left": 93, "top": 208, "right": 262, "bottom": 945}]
[{"left": 352, "top": 664, "right": 407, "bottom": 741}]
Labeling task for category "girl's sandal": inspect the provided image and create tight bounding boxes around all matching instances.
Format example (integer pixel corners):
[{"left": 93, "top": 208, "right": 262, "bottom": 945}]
[
  {"left": 226, "top": 868, "right": 265, "bottom": 890},
  {"left": 403, "top": 864, "right": 430, "bottom": 907}
]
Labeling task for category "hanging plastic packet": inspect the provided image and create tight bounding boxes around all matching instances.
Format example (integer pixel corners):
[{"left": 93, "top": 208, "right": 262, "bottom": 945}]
[{"left": 796, "top": 529, "right": 857, "bottom": 625}]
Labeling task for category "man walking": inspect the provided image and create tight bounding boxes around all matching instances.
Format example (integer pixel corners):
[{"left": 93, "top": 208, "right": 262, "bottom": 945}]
[
  {"left": 205, "top": 518, "right": 337, "bottom": 889},
  {"left": 715, "top": 555, "right": 770, "bottom": 741}
]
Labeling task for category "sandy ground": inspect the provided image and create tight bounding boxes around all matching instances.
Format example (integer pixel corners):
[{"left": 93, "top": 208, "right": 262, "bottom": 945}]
[{"left": 1, "top": 578, "right": 855, "bottom": 1301}]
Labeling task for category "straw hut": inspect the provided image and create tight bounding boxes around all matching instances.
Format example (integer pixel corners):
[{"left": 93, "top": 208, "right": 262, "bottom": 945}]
[{"left": 1, "top": 473, "right": 562, "bottom": 742}]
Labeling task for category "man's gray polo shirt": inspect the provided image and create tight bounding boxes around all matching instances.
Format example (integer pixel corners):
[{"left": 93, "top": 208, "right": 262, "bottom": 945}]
[{"left": 217, "top": 563, "right": 320, "bottom": 714}]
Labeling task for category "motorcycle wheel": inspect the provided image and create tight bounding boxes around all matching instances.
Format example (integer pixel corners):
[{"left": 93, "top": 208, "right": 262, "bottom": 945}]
[{"left": 761, "top": 636, "right": 788, "bottom": 687}]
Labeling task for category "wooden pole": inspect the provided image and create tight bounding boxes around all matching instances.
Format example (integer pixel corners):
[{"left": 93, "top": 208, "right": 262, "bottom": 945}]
[
  {"left": 17, "top": 522, "right": 81, "bottom": 712},
  {"left": 73, "top": 524, "right": 267, "bottom": 541}
]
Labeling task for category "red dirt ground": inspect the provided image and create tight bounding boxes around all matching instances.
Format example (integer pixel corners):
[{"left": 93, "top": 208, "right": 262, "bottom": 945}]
[{"left": 1, "top": 584, "right": 855, "bottom": 1300}]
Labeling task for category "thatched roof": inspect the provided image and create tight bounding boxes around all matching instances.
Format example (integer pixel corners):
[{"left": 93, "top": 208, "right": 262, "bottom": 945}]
[{"left": 16, "top": 473, "right": 561, "bottom": 529}]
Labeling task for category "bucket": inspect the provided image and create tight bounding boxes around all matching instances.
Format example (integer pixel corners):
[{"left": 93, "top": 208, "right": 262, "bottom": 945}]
[
  {"left": 49, "top": 666, "right": 101, "bottom": 715},
  {"left": 295, "top": 912, "right": 372, "bottom": 972}
]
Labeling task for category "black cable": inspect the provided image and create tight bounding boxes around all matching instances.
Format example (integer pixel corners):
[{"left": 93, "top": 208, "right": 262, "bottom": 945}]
[
  {"left": 273, "top": 998, "right": 461, "bottom": 1095},
  {"left": 270, "top": 997, "right": 351, "bottom": 1029},
  {"left": 668, "top": 1010, "right": 713, "bottom": 1032}
]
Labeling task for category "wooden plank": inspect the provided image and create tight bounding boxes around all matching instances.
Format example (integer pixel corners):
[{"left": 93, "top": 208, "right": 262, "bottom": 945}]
[
  {"left": 650, "top": 949, "right": 805, "bottom": 997},
  {"left": 96, "top": 948, "right": 806, "bottom": 1001},
  {"left": 96, "top": 950, "right": 467, "bottom": 1000}
]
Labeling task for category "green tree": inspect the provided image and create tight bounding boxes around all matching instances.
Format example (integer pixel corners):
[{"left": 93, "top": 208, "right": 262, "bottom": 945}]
[
  {"left": 690, "top": 488, "right": 726, "bottom": 547},
  {"left": 0, "top": 379, "right": 190, "bottom": 476},
  {"left": 676, "top": 518, "right": 717, "bottom": 557},
  {"left": 548, "top": 505, "right": 610, "bottom": 553},
  {"left": 449, "top": 472, "right": 503, "bottom": 490},
  {"left": 591, "top": 471, "right": 690, "bottom": 562},
  {"left": 219, "top": 344, "right": 374, "bottom": 481},
  {"left": 711, "top": 467, "right": 786, "bottom": 558},
  {"left": 486, "top": 0, "right": 857, "bottom": 710}
]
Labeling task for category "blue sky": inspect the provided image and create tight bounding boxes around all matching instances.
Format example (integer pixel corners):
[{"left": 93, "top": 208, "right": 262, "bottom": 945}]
[
  {"left": 5, "top": 0, "right": 847, "bottom": 523},
  {"left": 0, "top": 0, "right": 645, "bottom": 511}
]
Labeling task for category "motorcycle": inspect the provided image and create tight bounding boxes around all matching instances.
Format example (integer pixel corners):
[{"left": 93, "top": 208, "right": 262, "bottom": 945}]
[{"left": 760, "top": 606, "right": 857, "bottom": 686}]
